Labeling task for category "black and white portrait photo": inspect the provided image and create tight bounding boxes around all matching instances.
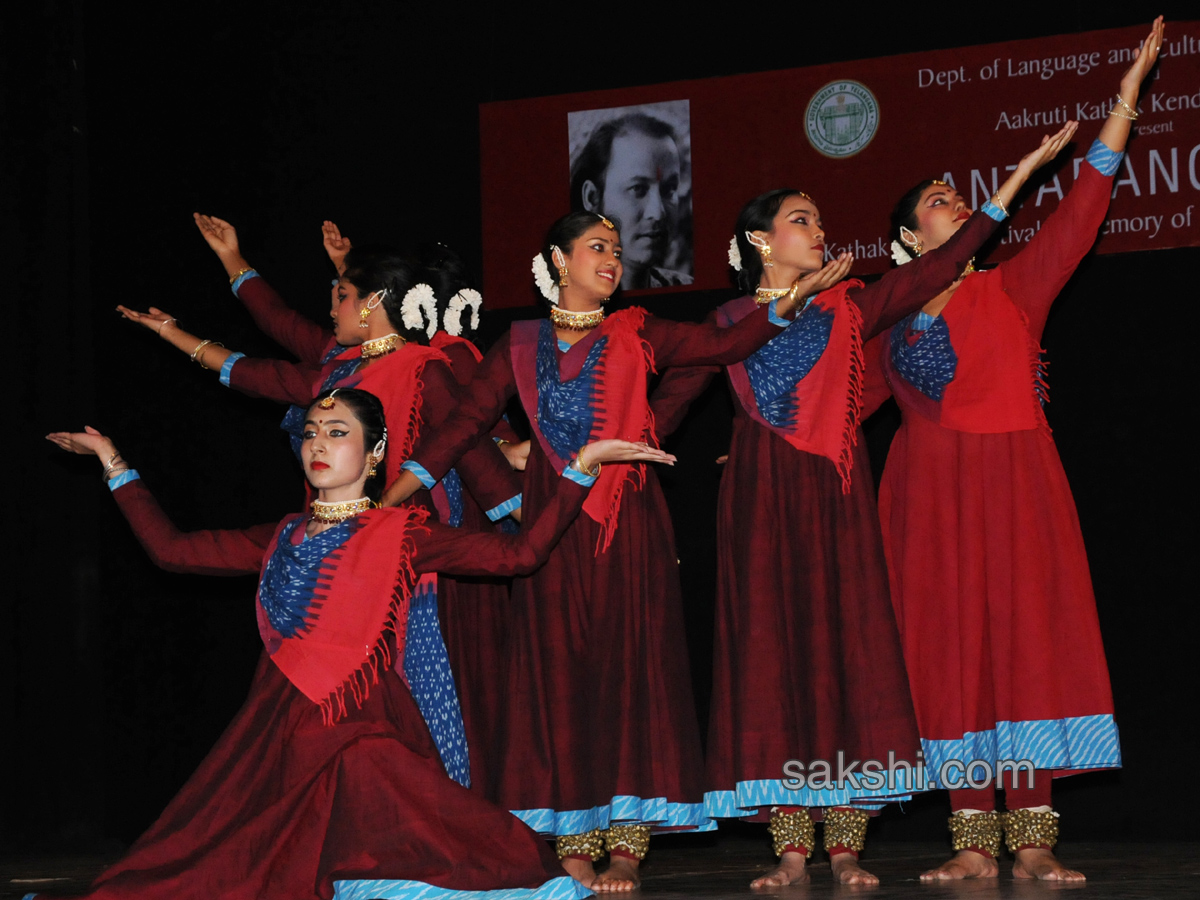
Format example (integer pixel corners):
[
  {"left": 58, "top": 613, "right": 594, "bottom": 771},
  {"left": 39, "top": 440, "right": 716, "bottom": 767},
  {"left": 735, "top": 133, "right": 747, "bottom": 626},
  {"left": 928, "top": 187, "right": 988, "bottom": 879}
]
[{"left": 568, "top": 100, "right": 693, "bottom": 291}]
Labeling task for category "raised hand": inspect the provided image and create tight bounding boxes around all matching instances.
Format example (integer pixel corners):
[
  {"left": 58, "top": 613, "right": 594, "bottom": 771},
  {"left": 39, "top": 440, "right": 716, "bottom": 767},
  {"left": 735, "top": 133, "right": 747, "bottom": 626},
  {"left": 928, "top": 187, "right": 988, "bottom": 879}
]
[
  {"left": 1121, "top": 16, "right": 1164, "bottom": 99},
  {"left": 194, "top": 213, "right": 240, "bottom": 258},
  {"left": 322, "top": 220, "right": 353, "bottom": 275},
  {"left": 580, "top": 439, "right": 677, "bottom": 468},
  {"left": 46, "top": 425, "right": 116, "bottom": 460},
  {"left": 778, "top": 252, "right": 854, "bottom": 316},
  {"left": 1014, "top": 121, "right": 1079, "bottom": 179},
  {"left": 117, "top": 305, "right": 177, "bottom": 335}
]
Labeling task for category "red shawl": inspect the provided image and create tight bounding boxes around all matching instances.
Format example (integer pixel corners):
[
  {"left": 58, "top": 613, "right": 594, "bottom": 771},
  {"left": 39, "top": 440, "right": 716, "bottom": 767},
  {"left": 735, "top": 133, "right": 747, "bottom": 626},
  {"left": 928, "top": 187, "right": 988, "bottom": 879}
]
[
  {"left": 720, "top": 281, "right": 865, "bottom": 493},
  {"left": 256, "top": 506, "right": 430, "bottom": 725},
  {"left": 511, "top": 308, "right": 656, "bottom": 553},
  {"left": 881, "top": 268, "right": 1050, "bottom": 436}
]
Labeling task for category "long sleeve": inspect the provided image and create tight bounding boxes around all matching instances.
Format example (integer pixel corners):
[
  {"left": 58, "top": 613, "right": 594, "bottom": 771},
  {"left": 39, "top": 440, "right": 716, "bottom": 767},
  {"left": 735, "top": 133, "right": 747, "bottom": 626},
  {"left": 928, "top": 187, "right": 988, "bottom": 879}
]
[
  {"left": 408, "top": 331, "right": 518, "bottom": 484},
  {"left": 996, "top": 160, "right": 1116, "bottom": 340},
  {"left": 111, "top": 479, "right": 277, "bottom": 576},
  {"left": 650, "top": 366, "right": 721, "bottom": 442},
  {"left": 413, "top": 474, "right": 588, "bottom": 577},
  {"left": 848, "top": 210, "right": 1003, "bottom": 339},
  {"left": 859, "top": 334, "right": 894, "bottom": 419},
  {"left": 639, "top": 303, "right": 785, "bottom": 368},
  {"left": 227, "top": 356, "right": 325, "bottom": 405},
  {"left": 412, "top": 357, "right": 522, "bottom": 515},
  {"left": 235, "top": 274, "right": 333, "bottom": 364}
]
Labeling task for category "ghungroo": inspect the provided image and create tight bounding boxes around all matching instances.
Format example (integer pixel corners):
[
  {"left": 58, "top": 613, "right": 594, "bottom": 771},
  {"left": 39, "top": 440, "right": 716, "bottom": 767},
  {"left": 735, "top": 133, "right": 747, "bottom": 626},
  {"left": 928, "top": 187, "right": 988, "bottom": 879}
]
[
  {"left": 1004, "top": 808, "right": 1060, "bottom": 853},
  {"left": 823, "top": 807, "right": 869, "bottom": 853},
  {"left": 605, "top": 824, "right": 651, "bottom": 860},
  {"left": 768, "top": 808, "right": 815, "bottom": 858},
  {"left": 555, "top": 829, "right": 606, "bottom": 861},
  {"left": 948, "top": 810, "right": 1003, "bottom": 858}
]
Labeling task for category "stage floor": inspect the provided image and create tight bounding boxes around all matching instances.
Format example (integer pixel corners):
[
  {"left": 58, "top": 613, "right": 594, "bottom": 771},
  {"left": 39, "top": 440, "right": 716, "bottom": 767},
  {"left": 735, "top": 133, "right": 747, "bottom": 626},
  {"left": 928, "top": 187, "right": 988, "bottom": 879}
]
[{"left": 3, "top": 839, "right": 1196, "bottom": 899}]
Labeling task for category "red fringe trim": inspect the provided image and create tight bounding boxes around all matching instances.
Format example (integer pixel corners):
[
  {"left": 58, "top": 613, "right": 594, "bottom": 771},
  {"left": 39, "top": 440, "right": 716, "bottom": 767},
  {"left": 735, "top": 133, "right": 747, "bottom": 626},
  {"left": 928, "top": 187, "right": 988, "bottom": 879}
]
[
  {"left": 836, "top": 301, "right": 866, "bottom": 495},
  {"left": 316, "top": 507, "right": 426, "bottom": 726}
]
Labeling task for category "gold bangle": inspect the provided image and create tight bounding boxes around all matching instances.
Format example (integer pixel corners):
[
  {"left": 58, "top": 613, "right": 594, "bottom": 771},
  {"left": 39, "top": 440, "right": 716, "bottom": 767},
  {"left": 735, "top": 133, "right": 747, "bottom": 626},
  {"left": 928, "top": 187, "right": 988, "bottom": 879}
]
[
  {"left": 1108, "top": 107, "right": 1137, "bottom": 121},
  {"left": 988, "top": 193, "right": 1009, "bottom": 218},
  {"left": 228, "top": 267, "right": 253, "bottom": 285},
  {"left": 1115, "top": 93, "right": 1139, "bottom": 118},
  {"left": 574, "top": 445, "right": 601, "bottom": 478},
  {"left": 190, "top": 339, "right": 225, "bottom": 370},
  {"left": 156, "top": 317, "right": 177, "bottom": 336}
]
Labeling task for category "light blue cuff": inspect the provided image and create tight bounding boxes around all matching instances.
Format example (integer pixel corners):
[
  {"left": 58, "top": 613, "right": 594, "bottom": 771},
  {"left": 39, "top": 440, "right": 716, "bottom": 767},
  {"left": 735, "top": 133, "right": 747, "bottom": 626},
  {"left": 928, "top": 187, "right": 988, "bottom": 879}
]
[
  {"left": 767, "top": 297, "right": 789, "bottom": 327},
  {"left": 912, "top": 310, "right": 937, "bottom": 331},
  {"left": 219, "top": 352, "right": 245, "bottom": 386},
  {"left": 562, "top": 465, "right": 598, "bottom": 487},
  {"left": 486, "top": 494, "right": 523, "bottom": 521},
  {"left": 401, "top": 460, "right": 436, "bottom": 489},
  {"left": 107, "top": 469, "right": 141, "bottom": 491},
  {"left": 230, "top": 269, "right": 260, "bottom": 295},
  {"left": 981, "top": 201, "right": 1006, "bottom": 221},
  {"left": 1087, "top": 137, "right": 1124, "bottom": 176}
]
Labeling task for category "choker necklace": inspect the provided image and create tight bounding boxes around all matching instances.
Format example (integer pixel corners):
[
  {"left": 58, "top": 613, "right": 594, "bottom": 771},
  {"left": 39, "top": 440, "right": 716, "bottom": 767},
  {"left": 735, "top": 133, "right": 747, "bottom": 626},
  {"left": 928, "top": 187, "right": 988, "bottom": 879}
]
[
  {"left": 755, "top": 286, "right": 791, "bottom": 306},
  {"left": 550, "top": 306, "right": 606, "bottom": 331},
  {"left": 310, "top": 497, "right": 373, "bottom": 523},
  {"left": 361, "top": 333, "right": 404, "bottom": 359}
]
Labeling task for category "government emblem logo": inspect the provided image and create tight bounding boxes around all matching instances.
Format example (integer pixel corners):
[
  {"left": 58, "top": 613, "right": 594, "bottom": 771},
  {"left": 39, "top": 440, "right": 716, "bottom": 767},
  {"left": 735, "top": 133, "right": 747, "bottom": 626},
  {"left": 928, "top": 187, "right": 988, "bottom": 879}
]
[{"left": 805, "top": 81, "right": 880, "bottom": 158}]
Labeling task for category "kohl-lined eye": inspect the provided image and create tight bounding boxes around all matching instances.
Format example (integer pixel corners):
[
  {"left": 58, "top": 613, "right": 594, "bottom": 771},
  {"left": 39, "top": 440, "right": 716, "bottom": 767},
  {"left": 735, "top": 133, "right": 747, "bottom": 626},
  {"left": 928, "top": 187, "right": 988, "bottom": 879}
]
[
  {"left": 302, "top": 429, "right": 317, "bottom": 440},
  {"left": 330, "top": 429, "right": 348, "bottom": 438}
]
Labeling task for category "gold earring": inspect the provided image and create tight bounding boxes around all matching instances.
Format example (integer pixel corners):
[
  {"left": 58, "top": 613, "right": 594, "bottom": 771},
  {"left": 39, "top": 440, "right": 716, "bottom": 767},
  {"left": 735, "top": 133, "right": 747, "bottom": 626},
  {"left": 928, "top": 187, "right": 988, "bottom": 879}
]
[
  {"left": 761, "top": 243, "right": 774, "bottom": 267},
  {"left": 358, "top": 306, "right": 372, "bottom": 328},
  {"left": 900, "top": 226, "right": 923, "bottom": 257},
  {"left": 368, "top": 457, "right": 378, "bottom": 477}
]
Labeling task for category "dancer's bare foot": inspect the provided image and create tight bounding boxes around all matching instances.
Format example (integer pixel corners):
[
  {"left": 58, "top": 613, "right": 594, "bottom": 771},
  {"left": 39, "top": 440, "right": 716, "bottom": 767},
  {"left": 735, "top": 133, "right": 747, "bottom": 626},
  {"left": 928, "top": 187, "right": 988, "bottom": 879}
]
[
  {"left": 560, "top": 857, "right": 597, "bottom": 889},
  {"left": 920, "top": 849, "right": 999, "bottom": 881},
  {"left": 751, "top": 851, "right": 810, "bottom": 888},
  {"left": 831, "top": 854, "right": 878, "bottom": 885},
  {"left": 1013, "top": 847, "right": 1085, "bottom": 881},
  {"left": 592, "top": 857, "right": 640, "bottom": 892}
]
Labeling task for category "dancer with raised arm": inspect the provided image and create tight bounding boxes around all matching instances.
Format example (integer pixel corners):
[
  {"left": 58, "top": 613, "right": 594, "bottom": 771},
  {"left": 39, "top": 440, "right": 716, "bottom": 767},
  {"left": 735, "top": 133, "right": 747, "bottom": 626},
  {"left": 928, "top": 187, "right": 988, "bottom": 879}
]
[
  {"left": 872, "top": 18, "right": 1163, "bottom": 883},
  {"left": 387, "top": 211, "right": 848, "bottom": 891},
  {"left": 647, "top": 125, "right": 1076, "bottom": 886},
  {"left": 43, "top": 388, "right": 673, "bottom": 900}
]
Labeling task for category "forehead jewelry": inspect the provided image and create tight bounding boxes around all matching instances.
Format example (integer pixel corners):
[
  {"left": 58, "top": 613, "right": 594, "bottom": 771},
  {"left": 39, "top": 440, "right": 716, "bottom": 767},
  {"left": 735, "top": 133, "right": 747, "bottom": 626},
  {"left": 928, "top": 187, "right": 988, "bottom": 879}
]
[
  {"left": 318, "top": 389, "right": 339, "bottom": 409},
  {"left": 595, "top": 214, "right": 616, "bottom": 230}
]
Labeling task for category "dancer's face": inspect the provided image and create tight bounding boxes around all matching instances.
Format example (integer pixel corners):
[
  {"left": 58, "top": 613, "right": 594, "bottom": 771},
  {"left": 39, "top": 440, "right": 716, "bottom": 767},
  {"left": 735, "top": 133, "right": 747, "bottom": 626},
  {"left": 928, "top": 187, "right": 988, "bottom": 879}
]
[
  {"left": 302, "top": 399, "right": 375, "bottom": 496},
  {"left": 755, "top": 195, "right": 826, "bottom": 278},
  {"left": 908, "top": 184, "right": 973, "bottom": 255},
  {"left": 560, "top": 224, "right": 623, "bottom": 305}
]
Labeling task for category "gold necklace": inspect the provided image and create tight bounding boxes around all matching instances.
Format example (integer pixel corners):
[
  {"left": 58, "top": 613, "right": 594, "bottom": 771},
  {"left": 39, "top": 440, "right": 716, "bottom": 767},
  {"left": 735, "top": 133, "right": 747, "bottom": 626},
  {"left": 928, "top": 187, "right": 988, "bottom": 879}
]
[
  {"left": 755, "top": 286, "right": 791, "bottom": 306},
  {"left": 310, "top": 497, "right": 373, "bottom": 523},
  {"left": 361, "top": 333, "right": 404, "bottom": 359},
  {"left": 550, "top": 306, "right": 606, "bottom": 331}
]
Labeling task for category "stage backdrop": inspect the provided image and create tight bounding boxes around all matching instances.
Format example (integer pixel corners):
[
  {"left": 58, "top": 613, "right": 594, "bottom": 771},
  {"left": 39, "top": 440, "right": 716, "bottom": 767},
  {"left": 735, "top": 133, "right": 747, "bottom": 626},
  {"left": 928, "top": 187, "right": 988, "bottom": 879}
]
[{"left": 480, "top": 22, "right": 1199, "bottom": 307}]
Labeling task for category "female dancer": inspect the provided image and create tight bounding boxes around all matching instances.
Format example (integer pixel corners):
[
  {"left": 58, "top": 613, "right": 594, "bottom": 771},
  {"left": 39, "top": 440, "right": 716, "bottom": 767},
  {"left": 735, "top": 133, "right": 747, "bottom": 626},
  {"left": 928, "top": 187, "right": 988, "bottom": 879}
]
[
  {"left": 118, "top": 228, "right": 521, "bottom": 791},
  {"left": 647, "top": 126, "right": 1076, "bottom": 886},
  {"left": 388, "top": 211, "right": 847, "bottom": 891},
  {"left": 44, "top": 388, "right": 672, "bottom": 900},
  {"left": 874, "top": 18, "right": 1163, "bottom": 883}
]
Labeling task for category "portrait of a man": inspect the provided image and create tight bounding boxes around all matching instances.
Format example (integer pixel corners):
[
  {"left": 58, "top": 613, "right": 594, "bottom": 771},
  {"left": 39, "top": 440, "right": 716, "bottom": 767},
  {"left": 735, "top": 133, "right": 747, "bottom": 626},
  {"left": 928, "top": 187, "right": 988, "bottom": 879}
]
[{"left": 568, "top": 100, "right": 693, "bottom": 291}]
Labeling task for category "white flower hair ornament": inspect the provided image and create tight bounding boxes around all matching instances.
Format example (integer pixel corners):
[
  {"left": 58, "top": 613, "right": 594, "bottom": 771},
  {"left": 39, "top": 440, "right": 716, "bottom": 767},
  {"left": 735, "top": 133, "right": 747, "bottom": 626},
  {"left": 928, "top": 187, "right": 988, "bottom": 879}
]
[
  {"left": 727, "top": 236, "right": 742, "bottom": 272},
  {"left": 401, "top": 283, "right": 439, "bottom": 339},
  {"left": 444, "top": 289, "right": 482, "bottom": 337},
  {"left": 890, "top": 240, "right": 914, "bottom": 266},
  {"left": 532, "top": 250, "right": 560, "bottom": 306}
]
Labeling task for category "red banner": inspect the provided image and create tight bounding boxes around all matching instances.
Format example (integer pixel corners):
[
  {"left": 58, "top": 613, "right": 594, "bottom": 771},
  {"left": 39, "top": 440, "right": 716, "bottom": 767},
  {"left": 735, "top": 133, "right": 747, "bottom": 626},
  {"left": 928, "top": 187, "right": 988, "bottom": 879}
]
[{"left": 479, "top": 22, "right": 1199, "bottom": 307}]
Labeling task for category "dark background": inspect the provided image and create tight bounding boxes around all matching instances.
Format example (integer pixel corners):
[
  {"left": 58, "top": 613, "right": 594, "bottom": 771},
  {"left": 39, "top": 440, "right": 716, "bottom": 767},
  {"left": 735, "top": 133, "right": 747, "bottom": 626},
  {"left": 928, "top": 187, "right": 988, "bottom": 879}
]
[{"left": 5, "top": 1, "right": 1196, "bottom": 853}]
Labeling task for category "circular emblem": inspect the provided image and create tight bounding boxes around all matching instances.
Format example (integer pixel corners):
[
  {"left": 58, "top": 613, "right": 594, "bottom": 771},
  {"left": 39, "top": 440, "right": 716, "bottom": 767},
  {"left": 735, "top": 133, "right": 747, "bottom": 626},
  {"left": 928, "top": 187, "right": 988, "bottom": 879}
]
[{"left": 805, "top": 80, "right": 880, "bottom": 159}]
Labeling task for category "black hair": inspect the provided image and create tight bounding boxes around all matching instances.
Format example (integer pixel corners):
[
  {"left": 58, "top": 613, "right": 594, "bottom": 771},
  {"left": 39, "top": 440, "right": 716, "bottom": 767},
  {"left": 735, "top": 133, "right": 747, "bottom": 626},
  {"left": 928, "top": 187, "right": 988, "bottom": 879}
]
[
  {"left": 342, "top": 246, "right": 480, "bottom": 344},
  {"left": 731, "top": 188, "right": 805, "bottom": 295},
  {"left": 537, "top": 211, "right": 617, "bottom": 305},
  {"left": 890, "top": 179, "right": 942, "bottom": 254},
  {"left": 570, "top": 113, "right": 677, "bottom": 212},
  {"left": 307, "top": 388, "right": 388, "bottom": 502}
]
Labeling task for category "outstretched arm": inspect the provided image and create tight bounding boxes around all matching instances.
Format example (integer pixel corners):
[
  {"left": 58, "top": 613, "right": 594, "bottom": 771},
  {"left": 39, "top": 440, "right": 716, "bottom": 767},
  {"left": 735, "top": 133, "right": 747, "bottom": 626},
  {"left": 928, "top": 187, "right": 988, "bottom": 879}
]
[
  {"left": 46, "top": 428, "right": 275, "bottom": 575},
  {"left": 413, "top": 440, "right": 675, "bottom": 576}
]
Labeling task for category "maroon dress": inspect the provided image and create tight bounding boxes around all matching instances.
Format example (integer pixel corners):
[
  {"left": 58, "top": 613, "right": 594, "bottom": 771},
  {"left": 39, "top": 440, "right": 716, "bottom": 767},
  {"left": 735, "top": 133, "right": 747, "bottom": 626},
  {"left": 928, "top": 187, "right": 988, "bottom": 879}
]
[
  {"left": 224, "top": 273, "right": 519, "bottom": 794},
  {"left": 407, "top": 305, "right": 787, "bottom": 835},
  {"left": 646, "top": 213, "right": 1003, "bottom": 818},
  {"left": 30, "top": 477, "right": 593, "bottom": 900}
]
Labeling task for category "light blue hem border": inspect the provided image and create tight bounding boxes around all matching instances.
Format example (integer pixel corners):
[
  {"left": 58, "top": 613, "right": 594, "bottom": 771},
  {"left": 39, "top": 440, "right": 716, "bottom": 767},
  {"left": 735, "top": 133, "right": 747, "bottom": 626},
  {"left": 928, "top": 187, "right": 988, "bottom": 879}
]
[
  {"left": 486, "top": 493, "right": 524, "bottom": 520},
  {"left": 332, "top": 875, "right": 591, "bottom": 900},
  {"left": 920, "top": 713, "right": 1121, "bottom": 788},
  {"left": 512, "top": 795, "right": 716, "bottom": 836},
  {"left": 704, "top": 767, "right": 921, "bottom": 819}
]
